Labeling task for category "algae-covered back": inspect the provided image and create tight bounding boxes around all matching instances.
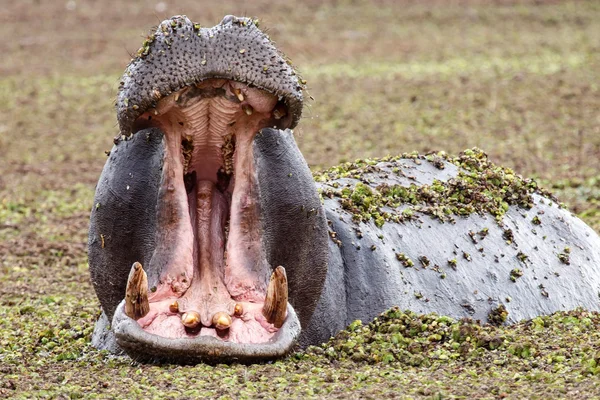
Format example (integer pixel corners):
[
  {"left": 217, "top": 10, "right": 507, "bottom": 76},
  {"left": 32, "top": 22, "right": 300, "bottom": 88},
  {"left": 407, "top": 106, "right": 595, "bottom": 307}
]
[
  {"left": 315, "top": 148, "right": 559, "bottom": 227},
  {"left": 309, "top": 148, "right": 600, "bottom": 339}
]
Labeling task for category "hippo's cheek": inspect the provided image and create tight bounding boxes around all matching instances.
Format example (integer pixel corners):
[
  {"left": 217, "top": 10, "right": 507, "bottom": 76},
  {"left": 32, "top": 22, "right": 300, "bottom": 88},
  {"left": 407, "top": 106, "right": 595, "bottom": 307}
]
[
  {"left": 253, "top": 128, "right": 329, "bottom": 331},
  {"left": 89, "top": 79, "right": 325, "bottom": 362},
  {"left": 88, "top": 127, "right": 164, "bottom": 325}
]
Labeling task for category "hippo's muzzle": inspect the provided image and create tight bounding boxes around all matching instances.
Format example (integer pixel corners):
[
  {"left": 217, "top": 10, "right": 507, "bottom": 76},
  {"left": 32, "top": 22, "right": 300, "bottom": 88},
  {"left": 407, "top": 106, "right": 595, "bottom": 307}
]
[{"left": 88, "top": 15, "right": 329, "bottom": 363}]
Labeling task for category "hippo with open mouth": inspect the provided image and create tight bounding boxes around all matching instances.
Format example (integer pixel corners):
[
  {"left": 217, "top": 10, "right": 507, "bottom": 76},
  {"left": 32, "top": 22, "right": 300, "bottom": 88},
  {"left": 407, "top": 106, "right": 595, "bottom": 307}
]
[{"left": 89, "top": 15, "right": 600, "bottom": 363}]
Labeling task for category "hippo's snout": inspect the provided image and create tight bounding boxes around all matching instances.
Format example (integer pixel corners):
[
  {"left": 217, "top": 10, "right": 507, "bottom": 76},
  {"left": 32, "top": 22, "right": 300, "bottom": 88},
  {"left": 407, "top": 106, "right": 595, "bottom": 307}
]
[{"left": 117, "top": 15, "right": 304, "bottom": 137}]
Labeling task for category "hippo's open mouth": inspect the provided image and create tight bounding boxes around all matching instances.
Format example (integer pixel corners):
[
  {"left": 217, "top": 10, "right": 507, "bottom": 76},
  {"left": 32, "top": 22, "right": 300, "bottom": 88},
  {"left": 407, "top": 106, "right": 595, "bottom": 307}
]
[
  {"left": 88, "top": 15, "right": 328, "bottom": 363},
  {"left": 114, "top": 82, "right": 300, "bottom": 356},
  {"left": 124, "top": 79, "right": 292, "bottom": 339}
]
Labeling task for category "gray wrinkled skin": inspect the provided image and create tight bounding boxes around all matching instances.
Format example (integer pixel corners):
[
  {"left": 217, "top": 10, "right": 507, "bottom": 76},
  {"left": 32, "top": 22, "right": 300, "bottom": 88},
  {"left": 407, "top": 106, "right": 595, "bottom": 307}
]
[
  {"left": 254, "top": 128, "right": 329, "bottom": 331},
  {"left": 89, "top": 128, "right": 164, "bottom": 323}
]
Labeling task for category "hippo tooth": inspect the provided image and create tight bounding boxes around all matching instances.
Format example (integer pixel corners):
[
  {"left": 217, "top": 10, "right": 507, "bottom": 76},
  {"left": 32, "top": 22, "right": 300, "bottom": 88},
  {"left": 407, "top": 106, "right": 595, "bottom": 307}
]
[
  {"left": 233, "top": 303, "right": 243, "bottom": 317},
  {"left": 262, "top": 266, "right": 288, "bottom": 328},
  {"left": 242, "top": 104, "right": 253, "bottom": 115},
  {"left": 124, "top": 262, "right": 150, "bottom": 320},
  {"left": 181, "top": 311, "right": 201, "bottom": 329},
  {"left": 212, "top": 311, "right": 232, "bottom": 330},
  {"left": 273, "top": 107, "right": 286, "bottom": 120},
  {"left": 169, "top": 301, "right": 179, "bottom": 313},
  {"left": 234, "top": 88, "right": 244, "bottom": 102}
]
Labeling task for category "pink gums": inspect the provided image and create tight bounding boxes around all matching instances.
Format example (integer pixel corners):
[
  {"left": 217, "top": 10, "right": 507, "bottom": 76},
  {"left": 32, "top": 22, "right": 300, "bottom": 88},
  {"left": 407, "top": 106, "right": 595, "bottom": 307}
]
[{"left": 134, "top": 80, "right": 285, "bottom": 343}]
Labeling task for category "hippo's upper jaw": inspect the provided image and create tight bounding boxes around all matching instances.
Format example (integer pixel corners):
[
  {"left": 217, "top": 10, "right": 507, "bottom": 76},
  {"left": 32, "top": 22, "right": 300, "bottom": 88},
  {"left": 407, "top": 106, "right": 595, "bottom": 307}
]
[
  {"left": 117, "top": 15, "right": 303, "bottom": 136},
  {"left": 88, "top": 15, "right": 329, "bottom": 363}
]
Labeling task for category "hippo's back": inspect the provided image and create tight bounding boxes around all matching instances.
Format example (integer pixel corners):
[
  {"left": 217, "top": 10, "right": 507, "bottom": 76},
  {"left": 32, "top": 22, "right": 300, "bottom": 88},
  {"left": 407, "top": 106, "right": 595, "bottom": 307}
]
[{"left": 301, "top": 150, "right": 600, "bottom": 346}]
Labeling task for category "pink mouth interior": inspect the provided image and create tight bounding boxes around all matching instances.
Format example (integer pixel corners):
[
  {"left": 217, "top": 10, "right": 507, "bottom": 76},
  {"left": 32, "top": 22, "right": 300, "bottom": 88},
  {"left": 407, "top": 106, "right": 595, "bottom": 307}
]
[{"left": 131, "top": 79, "right": 288, "bottom": 343}]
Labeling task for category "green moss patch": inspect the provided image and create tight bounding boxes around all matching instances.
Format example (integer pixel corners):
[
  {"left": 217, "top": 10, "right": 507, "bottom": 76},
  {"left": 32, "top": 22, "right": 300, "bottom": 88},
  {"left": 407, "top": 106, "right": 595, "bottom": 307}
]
[
  {"left": 3, "top": 305, "right": 600, "bottom": 398},
  {"left": 317, "top": 148, "right": 558, "bottom": 227},
  {"left": 302, "top": 306, "right": 600, "bottom": 373}
]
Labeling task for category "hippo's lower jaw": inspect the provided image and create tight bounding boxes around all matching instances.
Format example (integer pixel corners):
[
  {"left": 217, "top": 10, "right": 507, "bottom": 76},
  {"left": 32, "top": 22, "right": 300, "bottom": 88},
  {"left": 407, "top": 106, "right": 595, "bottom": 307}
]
[{"left": 111, "top": 301, "right": 301, "bottom": 363}]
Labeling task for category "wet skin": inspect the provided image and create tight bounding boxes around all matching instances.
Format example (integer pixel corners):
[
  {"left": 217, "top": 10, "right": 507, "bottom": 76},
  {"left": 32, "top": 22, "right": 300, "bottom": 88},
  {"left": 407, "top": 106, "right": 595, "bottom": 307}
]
[{"left": 89, "top": 15, "right": 600, "bottom": 363}]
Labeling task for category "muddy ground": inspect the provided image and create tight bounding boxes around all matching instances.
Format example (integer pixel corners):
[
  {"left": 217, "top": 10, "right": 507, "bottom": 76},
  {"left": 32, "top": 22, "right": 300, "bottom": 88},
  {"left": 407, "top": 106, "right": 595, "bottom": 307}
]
[{"left": 1, "top": 0, "right": 599, "bottom": 398}]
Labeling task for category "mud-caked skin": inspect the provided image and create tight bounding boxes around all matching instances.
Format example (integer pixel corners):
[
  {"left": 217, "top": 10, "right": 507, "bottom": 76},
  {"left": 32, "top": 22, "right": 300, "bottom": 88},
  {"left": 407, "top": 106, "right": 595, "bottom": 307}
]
[{"left": 89, "top": 15, "right": 600, "bottom": 363}]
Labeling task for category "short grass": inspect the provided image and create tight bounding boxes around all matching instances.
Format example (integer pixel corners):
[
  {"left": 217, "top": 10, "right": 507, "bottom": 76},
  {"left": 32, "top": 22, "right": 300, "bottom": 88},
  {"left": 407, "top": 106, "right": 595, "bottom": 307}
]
[{"left": 1, "top": 0, "right": 599, "bottom": 398}]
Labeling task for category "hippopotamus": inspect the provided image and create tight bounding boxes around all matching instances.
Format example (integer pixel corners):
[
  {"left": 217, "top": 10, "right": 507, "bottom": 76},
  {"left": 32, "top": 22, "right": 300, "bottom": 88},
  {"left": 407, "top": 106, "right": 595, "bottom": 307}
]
[{"left": 88, "top": 15, "right": 600, "bottom": 363}]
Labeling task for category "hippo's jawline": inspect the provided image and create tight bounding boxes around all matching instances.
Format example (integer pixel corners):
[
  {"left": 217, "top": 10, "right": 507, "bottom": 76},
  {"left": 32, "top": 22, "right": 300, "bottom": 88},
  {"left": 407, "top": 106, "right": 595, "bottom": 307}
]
[{"left": 122, "top": 79, "right": 293, "bottom": 346}]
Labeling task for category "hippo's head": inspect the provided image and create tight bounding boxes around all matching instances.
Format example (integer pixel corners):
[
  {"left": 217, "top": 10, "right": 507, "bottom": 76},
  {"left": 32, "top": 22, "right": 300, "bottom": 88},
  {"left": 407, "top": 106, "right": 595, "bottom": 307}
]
[{"left": 88, "top": 15, "right": 329, "bottom": 363}]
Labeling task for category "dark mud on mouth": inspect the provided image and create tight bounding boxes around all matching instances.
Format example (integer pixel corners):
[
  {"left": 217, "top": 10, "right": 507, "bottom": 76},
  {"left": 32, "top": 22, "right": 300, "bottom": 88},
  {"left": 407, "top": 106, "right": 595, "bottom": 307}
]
[{"left": 2, "top": 0, "right": 600, "bottom": 398}]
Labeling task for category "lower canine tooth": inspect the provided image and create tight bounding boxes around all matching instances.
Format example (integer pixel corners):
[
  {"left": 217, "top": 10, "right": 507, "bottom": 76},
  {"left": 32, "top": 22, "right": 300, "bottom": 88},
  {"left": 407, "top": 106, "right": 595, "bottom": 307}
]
[
  {"left": 212, "top": 312, "right": 232, "bottom": 330},
  {"left": 262, "top": 266, "right": 288, "bottom": 328},
  {"left": 125, "top": 262, "right": 150, "bottom": 320},
  {"left": 181, "top": 311, "right": 201, "bottom": 329}
]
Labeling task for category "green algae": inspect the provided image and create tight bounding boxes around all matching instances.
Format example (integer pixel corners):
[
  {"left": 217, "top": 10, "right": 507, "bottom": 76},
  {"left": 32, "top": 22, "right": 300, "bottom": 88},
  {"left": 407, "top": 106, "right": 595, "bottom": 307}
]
[
  {"left": 4, "top": 299, "right": 600, "bottom": 398},
  {"left": 136, "top": 34, "right": 155, "bottom": 58},
  {"left": 316, "top": 148, "right": 558, "bottom": 227},
  {"left": 510, "top": 268, "right": 524, "bottom": 282},
  {"left": 301, "top": 306, "right": 600, "bottom": 381},
  {"left": 418, "top": 255, "right": 431, "bottom": 268},
  {"left": 558, "top": 247, "right": 572, "bottom": 265},
  {"left": 395, "top": 252, "right": 414, "bottom": 267},
  {"left": 488, "top": 305, "right": 509, "bottom": 326},
  {"left": 517, "top": 251, "right": 529, "bottom": 263},
  {"left": 447, "top": 258, "right": 458, "bottom": 270}
]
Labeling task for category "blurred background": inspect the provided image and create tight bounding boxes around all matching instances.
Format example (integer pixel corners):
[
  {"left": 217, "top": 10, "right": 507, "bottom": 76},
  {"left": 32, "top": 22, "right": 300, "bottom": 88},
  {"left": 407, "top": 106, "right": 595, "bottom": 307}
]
[{"left": 0, "top": 0, "right": 598, "bottom": 248}]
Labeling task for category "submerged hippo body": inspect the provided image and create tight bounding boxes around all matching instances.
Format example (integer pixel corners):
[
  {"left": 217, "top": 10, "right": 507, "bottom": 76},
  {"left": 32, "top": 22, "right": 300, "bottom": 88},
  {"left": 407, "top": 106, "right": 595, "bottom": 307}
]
[{"left": 88, "top": 15, "right": 600, "bottom": 363}]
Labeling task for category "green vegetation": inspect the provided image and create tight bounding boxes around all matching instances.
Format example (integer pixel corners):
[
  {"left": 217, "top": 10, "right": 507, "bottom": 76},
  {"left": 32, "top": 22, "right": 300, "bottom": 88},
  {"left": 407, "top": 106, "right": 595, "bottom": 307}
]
[
  {"left": 316, "top": 148, "right": 557, "bottom": 226},
  {"left": 1, "top": 0, "right": 599, "bottom": 398}
]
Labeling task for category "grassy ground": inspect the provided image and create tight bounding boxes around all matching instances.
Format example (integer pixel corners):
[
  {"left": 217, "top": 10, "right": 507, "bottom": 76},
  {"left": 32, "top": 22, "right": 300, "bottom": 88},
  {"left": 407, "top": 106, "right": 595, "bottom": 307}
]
[{"left": 1, "top": 0, "right": 599, "bottom": 398}]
